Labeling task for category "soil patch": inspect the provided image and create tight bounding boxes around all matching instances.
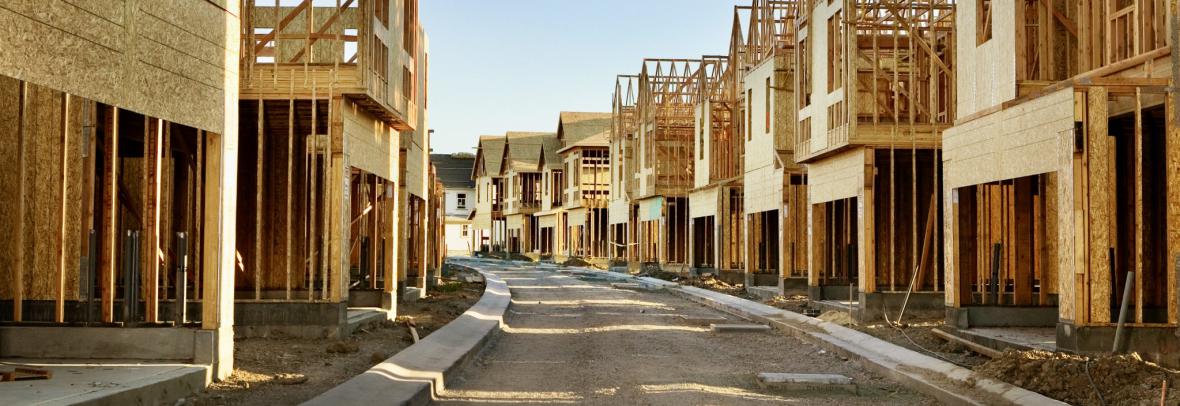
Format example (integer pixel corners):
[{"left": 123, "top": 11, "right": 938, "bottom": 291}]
[
  {"left": 976, "top": 350, "right": 1179, "bottom": 405},
  {"left": 852, "top": 321, "right": 989, "bottom": 368},
  {"left": 763, "top": 294, "right": 812, "bottom": 314},
  {"left": 186, "top": 279, "right": 484, "bottom": 406}
]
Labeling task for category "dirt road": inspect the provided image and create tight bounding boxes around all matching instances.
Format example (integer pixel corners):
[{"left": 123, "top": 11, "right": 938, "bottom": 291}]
[{"left": 437, "top": 260, "right": 935, "bottom": 405}]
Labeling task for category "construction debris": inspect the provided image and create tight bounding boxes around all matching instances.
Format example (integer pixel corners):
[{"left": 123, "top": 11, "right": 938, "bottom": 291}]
[
  {"left": 0, "top": 367, "right": 52, "bottom": 382},
  {"left": 755, "top": 373, "right": 856, "bottom": 394},
  {"left": 710, "top": 323, "right": 772, "bottom": 333}
]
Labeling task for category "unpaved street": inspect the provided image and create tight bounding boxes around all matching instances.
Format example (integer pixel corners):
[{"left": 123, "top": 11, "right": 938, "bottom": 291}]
[{"left": 437, "top": 261, "right": 935, "bottom": 405}]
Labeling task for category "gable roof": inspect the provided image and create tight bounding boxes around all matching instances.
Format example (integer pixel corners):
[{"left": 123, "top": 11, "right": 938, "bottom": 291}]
[
  {"left": 557, "top": 112, "right": 612, "bottom": 146},
  {"left": 473, "top": 135, "right": 506, "bottom": 179},
  {"left": 501, "top": 131, "right": 556, "bottom": 174},
  {"left": 431, "top": 153, "right": 476, "bottom": 189}
]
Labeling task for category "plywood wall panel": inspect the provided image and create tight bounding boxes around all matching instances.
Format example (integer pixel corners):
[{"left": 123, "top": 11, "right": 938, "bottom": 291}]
[{"left": 0, "top": 1, "right": 239, "bottom": 134}]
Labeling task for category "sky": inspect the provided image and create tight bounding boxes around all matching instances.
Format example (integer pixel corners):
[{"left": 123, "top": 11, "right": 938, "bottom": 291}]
[{"left": 421, "top": 0, "right": 738, "bottom": 154}]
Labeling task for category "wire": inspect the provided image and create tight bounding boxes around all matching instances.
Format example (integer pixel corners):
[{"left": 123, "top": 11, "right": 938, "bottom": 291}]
[
  {"left": 882, "top": 308, "right": 979, "bottom": 369},
  {"left": 1084, "top": 358, "right": 1107, "bottom": 406}
]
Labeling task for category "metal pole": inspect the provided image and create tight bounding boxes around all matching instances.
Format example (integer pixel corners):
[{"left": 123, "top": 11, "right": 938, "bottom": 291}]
[
  {"left": 991, "top": 243, "right": 1002, "bottom": 305},
  {"left": 1113, "top": 270, "right": 1134, "bottom": 353},
  {"left": 174, "top": 232, "right": 187, "bottom": 327},
  {"left": 85, "top": 230, "right": 96, "bottom": 325}
]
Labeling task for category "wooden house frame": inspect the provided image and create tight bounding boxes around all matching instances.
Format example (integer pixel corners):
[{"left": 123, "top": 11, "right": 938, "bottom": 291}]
[
  {"left": 0, "top": 1, "right": 242, "bottom": 380},
  {"left": 633, "top": 58, "right": 702, "bottom": 272},
  {"left": 608, "top": 75, "right": 641, "bottom": 268},
  {"left": 689, "top": 54, "right": 747, "bottom": 283},
  {"left": 555, "top": 112, "right": 613, "bottom": 261},
  {"left": 732, "top": 0, "right": 809, "bottom": 292},
  {"left": 499, "top": 132, "right": 555, "bottom": 255},
  {"left": 943, "top": 0, "right": 1179, "bottom": 364},
  {"left": 233, "top": 0, "right": 424, "bottom": 337},
  {"left": 796, "top": 0, "right": 956, "bottom": 321}
]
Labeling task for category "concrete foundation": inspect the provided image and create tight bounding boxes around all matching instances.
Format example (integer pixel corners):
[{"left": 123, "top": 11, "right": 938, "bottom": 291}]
[
  {"left": 0, "top": 327, "right": 216, "bottom": 364},
  {"left": 808, "top": 287, "right": 944, "bottom": 323},
  {"left": 782, "top": 277, "right": 808, "bottom": 294},
  {"left": 945, "top": 306, "right": 1059, "bottom": 329},
  {"left": 233, "top": 301, "right": 348, "bottom": 338},
  {"left": 1057, "top": 322, "right": 1180, "bottom": 367}
]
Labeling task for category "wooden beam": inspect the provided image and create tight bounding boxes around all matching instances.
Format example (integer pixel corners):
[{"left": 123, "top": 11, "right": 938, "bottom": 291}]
[
  {"left": 14, "top": 82, "right": 27, "bottom": 322},
  {"left": 100, "top": 106, "right": 118, "bottom": 323},
  {"left": 201, "top": 131, "right": 223, "bottom": 330},
  {"left": 1087, "top": 87, "right": 1113, "bottom": 323},
  {"left": 1037, "top": 0, "right": 1078, "bottom": 37},
  {"left": 287, "top": 73, "right": 295, "bottom": 301},
  {"left": 288, "top": 0, "right": 356, "bottom": 63},
  {"left": 255, "top": 100, "right": 265, "bottom": 300},
  {"left": 144, "top": 118, "right": 163, "bottom": 323},
  {"left": 56, "top": 93, "right": 71, "bottom": 323},
  {"left": 252, "top": 0, "right": 311, "bottom": 55}
]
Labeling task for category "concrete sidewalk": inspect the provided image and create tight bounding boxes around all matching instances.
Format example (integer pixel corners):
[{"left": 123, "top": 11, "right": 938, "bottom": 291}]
[{"left": 0, "top": 360, "right": 207, "bottom": 406}]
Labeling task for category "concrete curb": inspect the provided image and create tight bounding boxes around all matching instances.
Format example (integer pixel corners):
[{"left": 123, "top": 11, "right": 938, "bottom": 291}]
[
  {"left": 541, "top": 266, "right": 1064, "bottom": 406},
  {"left": 301, "top": 261, "right": 510, "bottom": 406}
]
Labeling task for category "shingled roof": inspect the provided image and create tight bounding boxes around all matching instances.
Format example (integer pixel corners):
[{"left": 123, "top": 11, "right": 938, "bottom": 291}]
[
  {"left": 556, "top": 111, "right": 611, "bottom": 153},
  {"left": 474, "top": 135, "right": 506, "bottom": 179},
  {"left": 431, "top": 153, "right": 476, "bottom": 189},
  {"left": 501, "top": 131, "right": 556, "bottom": 174}
]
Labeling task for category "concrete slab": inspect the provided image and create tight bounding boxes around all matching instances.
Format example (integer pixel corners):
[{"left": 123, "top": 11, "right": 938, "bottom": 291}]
[
  {"left": 955, "top": 327, "right": 1057, "bottom": 352},
  {"left": 709, "top": 323, "right": 772, "bottom": 333},
  {"left": 747, "top": 286, "right": 780, "bottom": 300},
  {"left": 678, "top": 315, "right": 729, "bottom": 326},
  {"left": 609, "top": 282, "right": 645, "bottom": 290},
  {"left": 756, "top": 372, "right": 856, "bottom": 394},
  {"left": 344, "top": 307, "right": 390, "bottom": 336},
  {"left": 0, "top": 360, "right": 207, "bottom": 406}
]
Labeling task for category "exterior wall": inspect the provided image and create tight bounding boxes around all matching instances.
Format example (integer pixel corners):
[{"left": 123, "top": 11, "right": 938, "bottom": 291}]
[
  {"left": 0, "top": 0, "right": 241, "bottom": 135},
  {"left": 473, "top": 175, "right": 495, "bottom": 229},
  {"left": 343, "top": 101, "right": 400, "bottom": 181},
  {"left": 955, "top": 0, "right": 1019, "bottom": 118},
  {"left": 797, "top": 1, "right": 843, "bottom": 156},
  {"left": 445, "top": 187, "right": 474, "bottom": 218},
  {"left": 693, "top": 103, "right": 712, "bottom": 188},
  {"left": 942, "top": 88, "right": 1073, "bottom": 190},
  {"left": 444, "top": 220, "right": 474, "bottom": 256},
  {"left": 807, "top": 148, "right": 866, "bottom": 205},
  {"left": 689, "top": 188, "right": 719, "bottom": 219},
  {"left": 744, "top": 60, "right": 777, "bottom": 175}
]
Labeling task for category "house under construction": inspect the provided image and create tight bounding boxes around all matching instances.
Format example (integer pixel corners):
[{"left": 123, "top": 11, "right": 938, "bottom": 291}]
[
  {"left": 0, "top": 1, "right": 241, "bottom": 379},
  {"left": 942, "top": 0, "right": 1178, "bottom": 365},
  {"left": 797, "top": 0, "right": 955, "bottom": 322},
  {"left": 472, "top": 135, "right": 507, "bottom": 254},
  {"left": 630, "top": 59, "right": 701, "bottom": 273},
  {"left": 733, "top": 0, "right": 809, "bottom": 292},
  {"left": 553, "top": 112, "right": 613, "bottom": 262},
  {"left": 233, "top": 0, "right": 427, "bottom": 337}
]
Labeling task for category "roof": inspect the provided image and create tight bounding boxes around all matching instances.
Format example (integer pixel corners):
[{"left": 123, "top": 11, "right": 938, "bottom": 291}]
[
  {"left": 431, "top": 153, "right": 476, "bottom": 189},
  {"left": 557, "top": 112, "right": 612, "bottom": 145},
  {"left": 474, "top": 135, "right": 506, "bottom": 179},
  {"left": 539, "top": 135, "right": 563, "bottom": 170},
  {"left": 501, "top": 132, "right": 556, "bottom": 174}
]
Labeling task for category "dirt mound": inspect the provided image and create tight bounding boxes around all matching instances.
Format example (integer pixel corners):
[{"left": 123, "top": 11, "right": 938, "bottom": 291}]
[
  {"left": 976, "top": 350, "right": 1178, "bottom": 405},
  {"left": 561, "top": 257, "right": 593, "bottom": 267}
]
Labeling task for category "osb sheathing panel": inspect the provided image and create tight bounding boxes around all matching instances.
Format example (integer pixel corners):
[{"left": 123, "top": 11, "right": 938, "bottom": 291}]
[
  {"left": 688, "top": 188, "right": 718, "bottom": 219},
  {"left": 0, "top": 83, "right": 86, "bottom": 300},
  {"left": 744, "top": 164, "right": 783, "bottom": 214},
  {"left": 0, "top": 76, "right": 18, "bottom": 299},
  {"left": 806, "top": 147, "right": 865, "bottom": 204},
  {"left": 943, "top": 88, "right": 1074, "bottom": 189},
  {"left": 1086, "top": 87, "right": 1113, "bottom": 323},
  {"left": 955, "top": 0, "right": 1019, "bottom": 118},
  {"left": 1055, "top": 99, "right": 1080, "bottom": 321},
  {"left": 343, "top": 100, "right": 396, "bottom": 180},
  {"left": 0, "top": 1, "right": 239, "bottom": 134}
]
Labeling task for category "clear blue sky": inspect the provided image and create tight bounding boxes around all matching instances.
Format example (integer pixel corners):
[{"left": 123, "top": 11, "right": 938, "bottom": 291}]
[{"left": 421, "top": 0, "right": 738, "bottom": 153}]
